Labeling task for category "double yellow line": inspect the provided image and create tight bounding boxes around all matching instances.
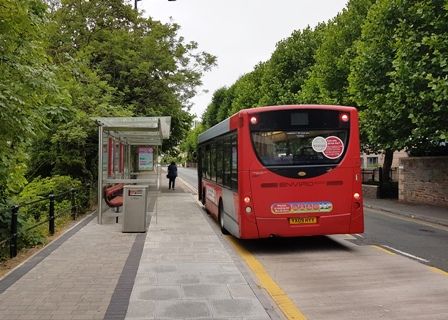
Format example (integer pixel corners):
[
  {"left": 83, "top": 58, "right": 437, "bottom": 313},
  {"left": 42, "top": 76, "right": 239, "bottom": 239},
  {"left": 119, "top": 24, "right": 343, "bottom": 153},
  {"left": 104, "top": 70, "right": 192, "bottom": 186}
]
[{"left": 228, "top": 237, "right": 307, "bottom": 320}]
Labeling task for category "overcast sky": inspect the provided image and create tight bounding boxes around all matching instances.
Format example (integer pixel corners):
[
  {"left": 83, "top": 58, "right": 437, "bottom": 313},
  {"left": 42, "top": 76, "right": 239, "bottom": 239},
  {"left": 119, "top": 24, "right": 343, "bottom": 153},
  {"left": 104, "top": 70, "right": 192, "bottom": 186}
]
[{"left": 141, "top": 0, "right": 349, "bottom": 119}]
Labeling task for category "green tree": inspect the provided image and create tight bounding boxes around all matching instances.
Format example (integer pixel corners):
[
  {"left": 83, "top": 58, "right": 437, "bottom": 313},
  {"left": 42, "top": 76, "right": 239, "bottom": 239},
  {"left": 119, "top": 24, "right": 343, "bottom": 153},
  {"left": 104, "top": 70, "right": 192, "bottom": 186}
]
[
  {"left": 389, "top": 0, "right": 448, "bottom": 155},
  {"left": 26, "top": 0, "right": 216, "bottom": 180},
  {"left": 180, "top": 123, "right": 205, "bottom": 163},
  {"left": 0, "top": 0, "right": 59, "bottom": 197},
  {"left": 47, "top": 0, "right": 215, "bottom": 155},
  {"left": 349, "top": 0, "right": 406, "bottom": 180},
  {"left": 349, "top": 0, "right": 448, "bottom": 180},
  {"left": 26, "top": 56, "right": 131, "bottom": 182},
  {"left": 229, "top": 62, "right": 267, "bottom": 114},
  {"left": 216, "top": 85, "right": 235, "bottom": 123},
  {"left": 300, "top": 0, "right": 374, "bottom": 105},
  {"left": 202, "top": 87, "right": 228, "bottom": 128},
  {"left": 260, "top": 24, "right": 327, "bottom": 105}
]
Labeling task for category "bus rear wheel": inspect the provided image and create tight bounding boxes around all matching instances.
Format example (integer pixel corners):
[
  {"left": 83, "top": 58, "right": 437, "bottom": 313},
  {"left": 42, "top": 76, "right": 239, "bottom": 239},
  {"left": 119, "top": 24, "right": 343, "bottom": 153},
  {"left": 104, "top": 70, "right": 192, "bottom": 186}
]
[{"left": 219, "top": 200, "right": 229, "bottom": 235}]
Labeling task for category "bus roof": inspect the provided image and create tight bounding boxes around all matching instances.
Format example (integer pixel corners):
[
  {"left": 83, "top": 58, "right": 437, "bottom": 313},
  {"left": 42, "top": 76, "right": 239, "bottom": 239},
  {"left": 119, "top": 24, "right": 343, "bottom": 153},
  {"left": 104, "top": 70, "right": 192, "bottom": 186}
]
[{"left": 198, "top": 105, "right": 357, "bottom": 144}]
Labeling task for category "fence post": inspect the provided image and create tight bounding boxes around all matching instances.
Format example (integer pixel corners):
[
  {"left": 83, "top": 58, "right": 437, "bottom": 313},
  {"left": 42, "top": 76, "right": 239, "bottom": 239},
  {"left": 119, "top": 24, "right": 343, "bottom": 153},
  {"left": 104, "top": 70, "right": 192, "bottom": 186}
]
[
  {"left": 71, "top": 188, "right": 77, "bottom": 220},
  {"left": 49, "top": 194, "right": 55, "bottom": 235},
  {"left": 10, "top": 205, "right": 19, "bottom": 258}
]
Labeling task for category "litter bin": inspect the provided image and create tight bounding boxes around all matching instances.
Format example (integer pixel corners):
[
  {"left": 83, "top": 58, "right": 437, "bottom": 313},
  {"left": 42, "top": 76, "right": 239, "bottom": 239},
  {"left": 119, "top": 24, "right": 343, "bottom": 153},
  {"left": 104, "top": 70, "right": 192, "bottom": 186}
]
[{"left": 122, "top": 185, "right": 148, "bottom": 232}]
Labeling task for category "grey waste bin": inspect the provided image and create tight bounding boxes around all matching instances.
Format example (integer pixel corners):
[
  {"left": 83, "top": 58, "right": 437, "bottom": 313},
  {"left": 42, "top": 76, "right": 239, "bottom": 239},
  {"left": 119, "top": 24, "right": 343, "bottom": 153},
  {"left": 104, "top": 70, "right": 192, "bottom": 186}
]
[{"left": 122, "top": 185, "right": 148, "bottom": 233}]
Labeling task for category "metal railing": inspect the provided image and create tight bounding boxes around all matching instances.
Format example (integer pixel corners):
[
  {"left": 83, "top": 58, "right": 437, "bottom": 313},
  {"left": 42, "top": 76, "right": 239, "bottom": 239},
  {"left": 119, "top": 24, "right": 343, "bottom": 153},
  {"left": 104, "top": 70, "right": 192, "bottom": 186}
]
[
  {"left": 0, "top": 185, "right": 90, "bottom": 258},
  {"left": 361, "top": 167, "right": 398, "bottom": 183}
]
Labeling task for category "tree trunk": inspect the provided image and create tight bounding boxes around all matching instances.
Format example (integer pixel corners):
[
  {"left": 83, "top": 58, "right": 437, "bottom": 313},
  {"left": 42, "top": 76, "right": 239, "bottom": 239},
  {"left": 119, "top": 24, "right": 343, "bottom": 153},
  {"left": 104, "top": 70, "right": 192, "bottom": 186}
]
[{"left": 382, "top": 149, "right": 394, "bottom": 182}]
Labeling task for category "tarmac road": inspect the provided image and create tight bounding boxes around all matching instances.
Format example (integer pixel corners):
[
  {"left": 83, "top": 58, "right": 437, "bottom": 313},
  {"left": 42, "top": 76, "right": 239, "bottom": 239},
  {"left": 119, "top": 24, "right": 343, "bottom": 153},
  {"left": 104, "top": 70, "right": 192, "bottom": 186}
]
[
  {"left": 178, "top": 167, "right": 448, "bottom": 320},
  {"left": 178, "top": 166, "right": 448, "bottom": 272},
  {"left": 355, "top": 208, "right": 448, "bottom": 271}
]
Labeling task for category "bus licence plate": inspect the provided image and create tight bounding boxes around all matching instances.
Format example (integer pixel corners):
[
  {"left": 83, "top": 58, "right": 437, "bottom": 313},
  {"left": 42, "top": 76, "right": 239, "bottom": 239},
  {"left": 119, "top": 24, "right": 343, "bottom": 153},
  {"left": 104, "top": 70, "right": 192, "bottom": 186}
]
[{"left": 289, "top": 217, "right": 317, "bottom": 225}]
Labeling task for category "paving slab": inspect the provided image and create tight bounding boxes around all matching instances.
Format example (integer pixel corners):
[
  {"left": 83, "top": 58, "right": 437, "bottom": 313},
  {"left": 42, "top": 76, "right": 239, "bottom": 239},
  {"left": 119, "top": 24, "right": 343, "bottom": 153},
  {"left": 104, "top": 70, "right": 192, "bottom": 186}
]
[
  {"left": 125, "top": 192, "right": 271, "bottom": 320},
  {"left": 0, "top": 213, "right": 137, "bottom": 320}
]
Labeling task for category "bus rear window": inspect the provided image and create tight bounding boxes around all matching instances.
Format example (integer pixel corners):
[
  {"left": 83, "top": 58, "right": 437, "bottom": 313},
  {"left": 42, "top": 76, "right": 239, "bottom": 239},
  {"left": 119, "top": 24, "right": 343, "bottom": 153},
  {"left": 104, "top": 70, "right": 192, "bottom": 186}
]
[
  {"left": 252, "top": 130, "right": 348, "bottom": 166},
  {"left": 250, "top": 109, "right": 349, "bottom": 166}
]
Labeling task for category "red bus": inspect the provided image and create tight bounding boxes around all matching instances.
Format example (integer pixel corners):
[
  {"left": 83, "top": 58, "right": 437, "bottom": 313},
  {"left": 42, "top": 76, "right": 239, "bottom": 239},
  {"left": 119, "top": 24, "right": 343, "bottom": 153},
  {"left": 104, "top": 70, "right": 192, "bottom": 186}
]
[{"left": 197, "top": 105, "right": 364, "bottom": 239}]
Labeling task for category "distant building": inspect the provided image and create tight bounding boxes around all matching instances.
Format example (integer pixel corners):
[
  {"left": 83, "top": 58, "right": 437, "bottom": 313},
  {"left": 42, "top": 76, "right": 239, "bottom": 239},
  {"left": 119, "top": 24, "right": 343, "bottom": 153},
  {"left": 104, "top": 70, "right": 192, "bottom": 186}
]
[{"left": 361, "top": 150, "right": 408, "bottom": 169}]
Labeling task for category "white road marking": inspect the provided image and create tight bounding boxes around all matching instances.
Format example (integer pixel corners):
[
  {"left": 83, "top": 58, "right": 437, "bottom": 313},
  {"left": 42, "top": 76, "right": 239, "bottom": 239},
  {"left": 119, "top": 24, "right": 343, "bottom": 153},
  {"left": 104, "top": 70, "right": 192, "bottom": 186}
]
[{"left": 383, "top": 245, "right": 429, "bottom": 263}]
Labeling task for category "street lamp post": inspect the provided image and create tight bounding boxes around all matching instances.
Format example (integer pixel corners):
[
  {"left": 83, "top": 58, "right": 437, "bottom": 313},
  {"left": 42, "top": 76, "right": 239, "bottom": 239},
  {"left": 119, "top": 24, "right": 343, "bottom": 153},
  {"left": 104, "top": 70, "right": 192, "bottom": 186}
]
[{"left": 134, "top": 0, "right": 141, "bottom": 10}]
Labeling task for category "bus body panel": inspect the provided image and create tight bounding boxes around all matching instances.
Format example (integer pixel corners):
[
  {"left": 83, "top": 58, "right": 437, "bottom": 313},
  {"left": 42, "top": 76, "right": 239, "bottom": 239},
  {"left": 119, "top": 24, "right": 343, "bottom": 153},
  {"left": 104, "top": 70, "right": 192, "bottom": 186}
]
[
  {"left": 350, "top": 167, "right": 364, "bottom": 233},
  {"left": 256, "top": 213, "right": 352, "bottom": 238},
  {"left": 222, "top": 187, "right": 240, "bottom": 237},
  {"left": 204, "top": 180, "right": 220, "bottom": 217},
  {"left": 202, "top": 180, "right": 242, "bottom": 238},
  {"left": 238, "top": 170, "right": 260, "bottom": 239},
  {"left": 198, "top": 105, "right": 364, "bottom": 239}
]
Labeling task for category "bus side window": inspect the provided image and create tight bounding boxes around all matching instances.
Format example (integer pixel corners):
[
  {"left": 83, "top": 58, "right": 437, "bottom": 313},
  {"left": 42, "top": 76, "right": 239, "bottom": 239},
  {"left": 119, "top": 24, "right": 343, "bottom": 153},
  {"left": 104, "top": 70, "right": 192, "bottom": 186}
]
[
  {"left": 210, "top": 143, "right": 217, "bottom": 182},
  {"left": 204, "top": 144, "right": 210, "bottom": 179},
  {"left": 216, "top": 141, "right": 223, "bottom": 184},
  {"left": 231, "top": 134, "right": 238, "bottom": 191},
  {"left": 223, "top": 136, "right": 231, "bottom": 188}
]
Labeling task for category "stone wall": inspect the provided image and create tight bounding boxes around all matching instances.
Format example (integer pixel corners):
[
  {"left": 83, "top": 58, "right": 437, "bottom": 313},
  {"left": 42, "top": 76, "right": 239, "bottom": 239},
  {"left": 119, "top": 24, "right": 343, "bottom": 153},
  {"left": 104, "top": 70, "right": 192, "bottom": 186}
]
[
  {"left": 362, "top": 184, "right": 379, "bottom": 199},
  {"left": 399, "top": 156, "right": 448, "bottom": 207}
]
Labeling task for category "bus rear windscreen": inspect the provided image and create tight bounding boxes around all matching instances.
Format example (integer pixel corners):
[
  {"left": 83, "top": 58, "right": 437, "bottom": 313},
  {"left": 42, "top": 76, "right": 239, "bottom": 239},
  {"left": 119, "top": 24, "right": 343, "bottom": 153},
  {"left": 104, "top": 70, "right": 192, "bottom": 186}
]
[{"left": 250, "top": 109, "right": 349, "bottom": 166}]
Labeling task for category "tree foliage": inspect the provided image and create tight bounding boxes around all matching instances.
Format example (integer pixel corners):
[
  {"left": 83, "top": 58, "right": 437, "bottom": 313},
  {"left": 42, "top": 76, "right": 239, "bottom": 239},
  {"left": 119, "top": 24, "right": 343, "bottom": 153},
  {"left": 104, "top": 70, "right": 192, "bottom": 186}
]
[
  {"left": 201, "top": 0, "right": 447, "bottom": 166},
  {"left": 1, "top": 0, "right": 215, "bottom": 201},
  {"left": 261, "top": 24, "right": 328, "bottom": 105},
  {"left": 301, "top": 0, "right": 374, "bottom": 105},
  {"left": 349, "top": 0, "right": 448, "bottom": 157},
  {"left": 48, "top": 0, "right": 215, "bottom": 155},
  {"left": 180, "top": 123, "right": 205, "bottom": 163},
  {"left": 0, "top": 0, "right": 59, "bottom": 198}
]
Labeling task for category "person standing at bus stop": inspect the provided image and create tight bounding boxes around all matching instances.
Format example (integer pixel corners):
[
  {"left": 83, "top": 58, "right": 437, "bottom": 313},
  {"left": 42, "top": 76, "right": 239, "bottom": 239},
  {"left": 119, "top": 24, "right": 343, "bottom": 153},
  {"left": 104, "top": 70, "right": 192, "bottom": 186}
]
[{"left": 167, "top": 161, "right": 178, "bottom": 190}]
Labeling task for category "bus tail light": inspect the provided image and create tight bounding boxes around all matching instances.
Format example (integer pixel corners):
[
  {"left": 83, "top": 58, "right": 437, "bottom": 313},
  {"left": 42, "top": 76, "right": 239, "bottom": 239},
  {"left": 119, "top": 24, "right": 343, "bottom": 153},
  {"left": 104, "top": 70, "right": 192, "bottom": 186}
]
[
  {"left": 353, "top": 193, "right": 362, "bottom": 210},
  {"left": 250, "top": 116, "right": 258, "bottom": 125},
  {"left": 340, "top": 113, "right": 349, "bottom": 122},
  {"left": 244, "top": 196, "right": 252, "bottom": 214}
]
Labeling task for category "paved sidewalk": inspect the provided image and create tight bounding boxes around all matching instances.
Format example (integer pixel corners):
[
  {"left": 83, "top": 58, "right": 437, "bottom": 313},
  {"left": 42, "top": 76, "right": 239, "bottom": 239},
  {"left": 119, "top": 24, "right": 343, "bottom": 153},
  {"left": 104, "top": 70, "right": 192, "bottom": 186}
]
[
  {"left": 125, "top": 192, "right": 269, "bottom": 320},
  {"left": 364, "top": 198, "right": 448, "bottom": 227},
  {"left": 0, "top": 179, "right": 274, "bottom": 320},
  {"left": 0, "top": 213, "right": 136, "bottom": 320}
]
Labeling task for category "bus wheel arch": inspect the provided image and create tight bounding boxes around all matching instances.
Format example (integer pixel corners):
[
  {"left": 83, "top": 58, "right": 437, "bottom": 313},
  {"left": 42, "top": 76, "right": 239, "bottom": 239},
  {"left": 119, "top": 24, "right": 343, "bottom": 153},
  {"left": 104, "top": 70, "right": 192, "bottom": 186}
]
[{"left": 218, "top": 199, "right": 229, "bottom": 235}]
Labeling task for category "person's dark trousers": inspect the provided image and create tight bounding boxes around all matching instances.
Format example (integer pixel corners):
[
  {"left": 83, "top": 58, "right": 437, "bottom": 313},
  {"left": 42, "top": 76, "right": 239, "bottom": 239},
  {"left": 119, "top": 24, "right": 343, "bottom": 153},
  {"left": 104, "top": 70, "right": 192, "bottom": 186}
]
[{"left": 169, "top": 178, "right": 176, "bottom": 189}]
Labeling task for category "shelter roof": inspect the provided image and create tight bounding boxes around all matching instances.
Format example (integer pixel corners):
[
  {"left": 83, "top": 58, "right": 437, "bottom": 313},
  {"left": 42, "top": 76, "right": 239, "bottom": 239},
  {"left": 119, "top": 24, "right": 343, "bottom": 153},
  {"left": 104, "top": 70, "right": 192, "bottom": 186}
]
[{"left": 95, "top": 117, "right": 171, "bottom": 145}]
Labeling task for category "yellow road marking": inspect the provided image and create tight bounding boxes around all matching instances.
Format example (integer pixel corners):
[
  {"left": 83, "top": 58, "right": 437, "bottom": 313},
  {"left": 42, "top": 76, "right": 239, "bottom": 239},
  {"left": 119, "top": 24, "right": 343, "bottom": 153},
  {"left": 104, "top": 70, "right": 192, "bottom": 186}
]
[
  {"left": 227, "top": 237, "right": 307, "bottom": 320},
  {"left": 371, "top": 245, "right": 395, "bottom": 255},
  {"left": 428, "top": 267, "right": 448, "bottom": 276}
]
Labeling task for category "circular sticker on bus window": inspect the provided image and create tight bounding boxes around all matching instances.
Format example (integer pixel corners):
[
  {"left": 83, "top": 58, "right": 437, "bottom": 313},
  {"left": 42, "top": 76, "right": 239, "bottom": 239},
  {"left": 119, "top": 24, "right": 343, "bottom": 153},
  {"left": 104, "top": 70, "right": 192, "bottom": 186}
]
[
  {"left": 312, "top": 136, "right": 327, "bottom": 153},
  {"left": 323, "top": 136, "right": 344, "bottom": 159}
]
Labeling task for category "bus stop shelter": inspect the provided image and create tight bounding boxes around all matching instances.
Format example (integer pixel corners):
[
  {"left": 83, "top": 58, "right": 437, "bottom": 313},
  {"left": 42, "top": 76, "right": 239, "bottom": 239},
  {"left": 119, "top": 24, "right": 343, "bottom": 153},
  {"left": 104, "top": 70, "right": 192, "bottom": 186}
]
[{"left": 95, "top": 117, "right": 171, "bottom": 224}]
